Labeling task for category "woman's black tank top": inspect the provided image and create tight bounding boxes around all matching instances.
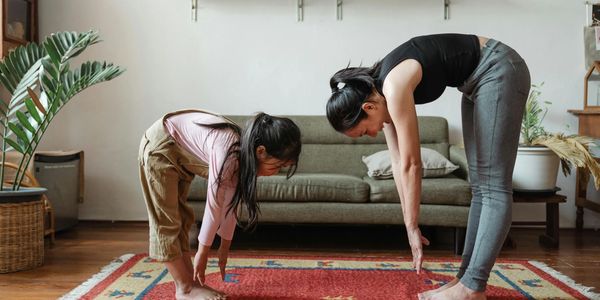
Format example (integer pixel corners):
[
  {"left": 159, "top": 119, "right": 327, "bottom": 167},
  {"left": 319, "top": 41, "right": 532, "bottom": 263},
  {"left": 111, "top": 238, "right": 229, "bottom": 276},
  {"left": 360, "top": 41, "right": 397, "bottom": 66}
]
[{"left": 376, "top": 34, "right": 480, "bottom": 104}]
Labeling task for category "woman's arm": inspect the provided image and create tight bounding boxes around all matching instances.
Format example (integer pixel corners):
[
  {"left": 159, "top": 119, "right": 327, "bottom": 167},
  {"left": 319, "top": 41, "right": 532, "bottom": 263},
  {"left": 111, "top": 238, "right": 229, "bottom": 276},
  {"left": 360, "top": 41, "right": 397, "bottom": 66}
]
[
  {"left": 383, "top": 59, "right": 423, "bottom": 230},
  {"left": 382, "top": 59, "right": 429, "bottom": 273},
  {"left": 382, "top": 124, "right": 407, "bottom": 215}
]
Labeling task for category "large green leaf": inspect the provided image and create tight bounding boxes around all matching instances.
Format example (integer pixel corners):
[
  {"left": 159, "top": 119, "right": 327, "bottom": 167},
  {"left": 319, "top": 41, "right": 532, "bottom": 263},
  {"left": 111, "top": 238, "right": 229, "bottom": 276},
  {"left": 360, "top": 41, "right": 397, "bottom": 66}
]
[
  {"left": 41, "top": 57, "right": 59, "bottom": 81},
  {"left": 1, "top": 32, "right": 101, "bottom": 125},
  {"left": 0, "top": 43, "right": 45, "bottom": 94},
  {"left": 7, "top": 121, "right": 30, "bottom": 150},
  {"left": 16, "top": 111, "right": 36, "bottom": 134},
  {"left": 2, "top": 59, "right": 43, "bottom": 117},
  {"left": 43, "top": 31, "right": 101, "bottom": 65},
  {"left": 4, "top": 138, "right": 24, "bottom": 154},
  {"left": 24, "top": 98, "right": 42, "bottom": 124},
  {"left": 0, "top": 30, "right": 123, "bottom": 190},
  {"left": 61, "top": 61, "right": 124, "bottom": 101}
]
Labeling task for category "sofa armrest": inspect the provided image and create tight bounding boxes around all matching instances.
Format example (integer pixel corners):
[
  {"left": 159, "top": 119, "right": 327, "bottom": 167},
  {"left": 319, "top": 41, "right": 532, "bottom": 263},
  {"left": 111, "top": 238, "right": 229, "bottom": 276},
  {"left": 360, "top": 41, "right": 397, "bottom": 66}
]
[{"left": 450, "top": 145, "right": 469, "bottom": 180}]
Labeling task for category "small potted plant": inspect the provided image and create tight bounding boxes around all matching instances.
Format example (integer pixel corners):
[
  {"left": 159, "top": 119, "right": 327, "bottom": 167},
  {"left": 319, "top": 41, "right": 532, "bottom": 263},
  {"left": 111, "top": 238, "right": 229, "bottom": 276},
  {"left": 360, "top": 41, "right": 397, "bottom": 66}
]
[
  {"left": 513, "top": 83, "right": 600, "bottom": 191},
  {"left": 0, "top": 30, "right": 124, "bottom": 273}
]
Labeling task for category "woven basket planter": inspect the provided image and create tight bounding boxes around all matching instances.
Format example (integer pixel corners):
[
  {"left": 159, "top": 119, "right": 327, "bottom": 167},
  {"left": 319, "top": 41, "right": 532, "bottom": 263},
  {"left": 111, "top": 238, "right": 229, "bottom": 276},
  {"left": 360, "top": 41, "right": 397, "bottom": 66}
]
[{"left": 0, "top": 187, "right": 46, "bottom": 273}]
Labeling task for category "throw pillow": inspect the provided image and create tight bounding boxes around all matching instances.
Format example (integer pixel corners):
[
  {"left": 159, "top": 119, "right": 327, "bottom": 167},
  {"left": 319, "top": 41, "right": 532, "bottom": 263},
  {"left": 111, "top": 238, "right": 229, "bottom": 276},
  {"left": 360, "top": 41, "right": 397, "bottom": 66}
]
[{"left": 362, "top": 148, "right": 459, "bottom": 179}]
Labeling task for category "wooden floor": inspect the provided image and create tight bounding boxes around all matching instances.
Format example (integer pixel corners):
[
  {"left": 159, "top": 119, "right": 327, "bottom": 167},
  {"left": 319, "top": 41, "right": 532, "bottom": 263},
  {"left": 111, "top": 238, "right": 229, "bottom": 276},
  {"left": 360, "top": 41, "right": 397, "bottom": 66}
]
[{"left": 0, "top": 222, "right": 599, "bottom": 299}]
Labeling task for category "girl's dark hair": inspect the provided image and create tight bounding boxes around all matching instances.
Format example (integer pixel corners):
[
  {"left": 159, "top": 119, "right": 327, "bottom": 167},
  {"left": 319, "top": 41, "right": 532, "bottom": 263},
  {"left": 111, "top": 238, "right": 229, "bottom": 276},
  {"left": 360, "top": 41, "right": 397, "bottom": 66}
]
[
  {"left": 326, "top": 61, "right": 381, "bottom": 132},
  {"left": 199, "top": 113, "right": 301, "bottom": 231}
]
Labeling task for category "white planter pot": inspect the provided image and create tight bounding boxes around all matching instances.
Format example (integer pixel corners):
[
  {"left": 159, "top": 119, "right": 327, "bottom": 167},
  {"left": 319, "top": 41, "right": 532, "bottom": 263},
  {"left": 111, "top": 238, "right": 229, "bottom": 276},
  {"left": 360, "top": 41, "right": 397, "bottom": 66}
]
[{"left": 512, "top": 146, "right": 560, "bottom": 191}]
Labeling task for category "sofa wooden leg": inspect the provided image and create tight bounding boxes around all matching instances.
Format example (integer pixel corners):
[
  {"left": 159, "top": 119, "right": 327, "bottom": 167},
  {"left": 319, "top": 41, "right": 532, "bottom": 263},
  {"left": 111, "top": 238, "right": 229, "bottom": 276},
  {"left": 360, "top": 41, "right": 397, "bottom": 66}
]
[{"left": 454, "top": 227, "right": 465, "bottom": 256}]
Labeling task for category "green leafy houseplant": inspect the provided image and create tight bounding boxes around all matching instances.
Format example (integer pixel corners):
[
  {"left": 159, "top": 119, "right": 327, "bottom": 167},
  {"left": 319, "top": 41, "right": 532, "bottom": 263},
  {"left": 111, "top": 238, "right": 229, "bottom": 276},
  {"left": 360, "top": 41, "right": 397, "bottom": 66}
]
[
  {"left": 520, "top": 83, "right": 600, "bottom": 189},
  {"left": 521, "top": 83, "right": 551, "bottom": 145},
  {"left": 0, "top": 30, "right": 124, "bottom": 190}
]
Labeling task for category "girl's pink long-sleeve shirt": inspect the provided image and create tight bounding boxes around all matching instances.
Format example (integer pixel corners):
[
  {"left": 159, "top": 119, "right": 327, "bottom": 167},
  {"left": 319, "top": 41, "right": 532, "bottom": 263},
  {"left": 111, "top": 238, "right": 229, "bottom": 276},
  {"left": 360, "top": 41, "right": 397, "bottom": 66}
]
[{"left": 164, "top": 112, "right": 239, "bottom": 247}]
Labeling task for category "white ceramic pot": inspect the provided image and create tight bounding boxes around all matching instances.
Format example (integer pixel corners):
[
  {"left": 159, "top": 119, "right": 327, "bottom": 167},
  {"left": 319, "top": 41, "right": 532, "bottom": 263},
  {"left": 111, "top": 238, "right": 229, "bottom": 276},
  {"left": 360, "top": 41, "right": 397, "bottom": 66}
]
[{"left": 512, "top": 146, "right": 560, "bottom": 191}]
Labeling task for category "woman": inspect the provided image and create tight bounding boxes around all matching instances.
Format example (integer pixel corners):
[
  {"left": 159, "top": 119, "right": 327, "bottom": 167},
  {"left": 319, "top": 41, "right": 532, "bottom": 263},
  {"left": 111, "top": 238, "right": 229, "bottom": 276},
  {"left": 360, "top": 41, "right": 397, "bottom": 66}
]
[
  {"left": 326, "top": 34, "right": 530, "bottom": 299},
  {"left": 139, "top": 109, "right": 301, "bottom": 300}
]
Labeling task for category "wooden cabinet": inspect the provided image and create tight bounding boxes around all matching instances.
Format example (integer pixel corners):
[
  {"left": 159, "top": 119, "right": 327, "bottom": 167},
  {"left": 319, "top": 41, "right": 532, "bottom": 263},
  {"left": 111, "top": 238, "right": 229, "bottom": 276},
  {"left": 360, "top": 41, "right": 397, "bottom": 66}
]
[
  {"left": 567, "top": 109, "right": 600, "bottom": 230},
  {"left": 1, "top": 0, "right": 37, "bottom": 57}
]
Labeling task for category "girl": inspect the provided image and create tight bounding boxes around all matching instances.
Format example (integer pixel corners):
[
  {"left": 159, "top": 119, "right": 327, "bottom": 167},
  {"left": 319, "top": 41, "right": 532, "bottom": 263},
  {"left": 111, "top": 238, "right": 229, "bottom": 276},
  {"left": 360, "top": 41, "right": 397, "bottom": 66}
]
[
  {"left": 139, "top": 109, "right": 301, "bottom": 300},
  {"left": 326, "top": 34, "right": 530, "bottom": 300}
]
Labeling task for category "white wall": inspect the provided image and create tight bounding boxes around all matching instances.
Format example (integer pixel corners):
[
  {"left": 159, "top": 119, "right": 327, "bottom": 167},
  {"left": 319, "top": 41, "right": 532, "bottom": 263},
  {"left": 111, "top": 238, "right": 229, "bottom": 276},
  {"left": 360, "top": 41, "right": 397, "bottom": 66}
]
[{"left": 37, "top": 0, "right": 600, "bottom": 228}]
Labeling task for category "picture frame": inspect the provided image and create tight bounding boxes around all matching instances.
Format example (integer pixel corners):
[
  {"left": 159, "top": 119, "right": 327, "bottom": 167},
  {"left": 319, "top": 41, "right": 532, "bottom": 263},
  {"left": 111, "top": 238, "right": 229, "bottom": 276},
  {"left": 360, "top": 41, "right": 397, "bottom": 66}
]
[
  {"left": 593, "top": 4, "right": 600, "bottom": 26},
  {"left": 584, "top": 61, "right": 600, "bottom": 108},
  {"left": 2, "top": 0, "right": 37, "bottom": 45}
]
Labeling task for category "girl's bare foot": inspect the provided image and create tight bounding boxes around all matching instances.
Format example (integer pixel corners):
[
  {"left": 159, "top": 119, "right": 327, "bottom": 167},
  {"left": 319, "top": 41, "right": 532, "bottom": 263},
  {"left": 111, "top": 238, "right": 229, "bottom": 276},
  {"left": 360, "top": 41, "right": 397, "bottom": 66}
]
[
  {"left": 202, "top": 283, "right": 227, "bottom": 297},
  {"left": 418, "top": 277, "right": 459, "bottom": 300},
  {"left": 429, "top": 281, "right": 486, "bottom": 300},
  {"left": 175, "top": 284, "right": 226, "bottom": 300}
]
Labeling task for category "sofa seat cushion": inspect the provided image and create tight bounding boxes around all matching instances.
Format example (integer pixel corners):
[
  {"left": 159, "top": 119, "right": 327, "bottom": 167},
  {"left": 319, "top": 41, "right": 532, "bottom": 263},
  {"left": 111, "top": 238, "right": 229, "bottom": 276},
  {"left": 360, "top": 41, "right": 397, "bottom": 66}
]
[
  {"left": 364, "top": 175, "right": 471, "bottom": 206},
  {"left": 256, "top": 173, "right": 370, "bottom": 203}
]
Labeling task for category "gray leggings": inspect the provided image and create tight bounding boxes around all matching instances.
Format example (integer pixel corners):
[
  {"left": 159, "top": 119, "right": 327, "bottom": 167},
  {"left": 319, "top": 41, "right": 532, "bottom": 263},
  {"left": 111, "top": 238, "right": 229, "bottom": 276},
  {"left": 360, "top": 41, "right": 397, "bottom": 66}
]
[{"left": 455, "top": 39, "right": 531, "bottom": 292}]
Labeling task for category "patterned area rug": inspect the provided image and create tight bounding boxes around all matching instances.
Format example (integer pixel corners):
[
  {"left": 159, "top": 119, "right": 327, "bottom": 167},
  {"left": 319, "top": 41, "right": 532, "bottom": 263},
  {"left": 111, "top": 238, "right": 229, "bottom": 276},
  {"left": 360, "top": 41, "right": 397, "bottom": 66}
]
[{"left": 60, "top": 254, "right": 598, "bottom": 300}]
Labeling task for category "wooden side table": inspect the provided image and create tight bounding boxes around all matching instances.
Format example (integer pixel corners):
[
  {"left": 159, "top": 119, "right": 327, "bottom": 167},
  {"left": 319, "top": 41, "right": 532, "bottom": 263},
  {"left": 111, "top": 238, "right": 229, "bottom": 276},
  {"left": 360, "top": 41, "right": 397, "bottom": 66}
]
[
  {"left": 567, "top": 109, "right": 600, "bottom": 230},
  {"left": 512, "top": 189, "right": 566, "bottom": 248}
]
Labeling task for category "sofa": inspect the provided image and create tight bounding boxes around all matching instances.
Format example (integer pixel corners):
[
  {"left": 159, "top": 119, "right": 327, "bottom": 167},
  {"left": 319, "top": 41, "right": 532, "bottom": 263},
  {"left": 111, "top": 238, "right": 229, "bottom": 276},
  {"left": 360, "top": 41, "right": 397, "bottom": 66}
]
[{"left": 188, "top": 115, "right": 472, "bottom": 253}]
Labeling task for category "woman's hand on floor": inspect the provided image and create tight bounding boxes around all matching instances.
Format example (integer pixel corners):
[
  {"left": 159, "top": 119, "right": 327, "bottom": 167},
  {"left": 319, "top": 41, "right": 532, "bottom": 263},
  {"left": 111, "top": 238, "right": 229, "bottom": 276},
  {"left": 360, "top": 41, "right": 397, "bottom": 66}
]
[{"left": 406, "top": 226, "right": 430, "bottom": 274}]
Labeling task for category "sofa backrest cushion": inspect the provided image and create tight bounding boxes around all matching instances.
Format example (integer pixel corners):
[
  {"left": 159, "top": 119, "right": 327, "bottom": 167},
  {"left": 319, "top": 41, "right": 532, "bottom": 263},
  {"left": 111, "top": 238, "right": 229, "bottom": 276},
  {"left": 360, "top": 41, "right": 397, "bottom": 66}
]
[{"left": 225, "top": 115, "right": 449, "bottom": 177}]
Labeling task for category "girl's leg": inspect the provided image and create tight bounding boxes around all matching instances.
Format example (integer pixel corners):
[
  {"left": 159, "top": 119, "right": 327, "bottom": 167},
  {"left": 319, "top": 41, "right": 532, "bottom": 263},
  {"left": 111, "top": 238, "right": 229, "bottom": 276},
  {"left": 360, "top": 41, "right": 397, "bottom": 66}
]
[
  {"left": 166, "top": 256, "right": 225, "bottom": 300},
  {"left": 166, "top": 255, "right": 197, "bottom": 295},
  {"left": 140, "top": 158, "right": 224, "bottom": 300},
  {"left": 171, "top": 180, "right": 226, "bottom": 299}
]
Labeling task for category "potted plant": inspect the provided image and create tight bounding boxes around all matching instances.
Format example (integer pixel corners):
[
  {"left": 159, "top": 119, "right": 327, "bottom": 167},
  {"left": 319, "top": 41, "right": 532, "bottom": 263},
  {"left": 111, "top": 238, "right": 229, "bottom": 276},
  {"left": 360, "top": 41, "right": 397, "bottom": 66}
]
[
  {"left": 513, "top": 83, "right": 600, "bottom": 191},
  {"left": 0, "top": 30, "right": 124, "bottom": 273}
]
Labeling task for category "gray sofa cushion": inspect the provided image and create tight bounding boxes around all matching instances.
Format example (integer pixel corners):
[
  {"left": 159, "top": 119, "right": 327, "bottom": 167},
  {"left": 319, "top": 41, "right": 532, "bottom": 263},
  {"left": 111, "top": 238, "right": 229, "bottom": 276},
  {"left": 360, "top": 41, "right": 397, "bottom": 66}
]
[
  {"left": 224, "top": 116, "right": 450, "bottom": 177},
  {"left": 227, "top": 115, "right": 449, "bottom": 145},
  {"left": 188, "top": 174, "right": 370, "bottom": 203},
  {"left": 257, "top": 174, "right": 370, "bottom": 203},
  {"left": 364, "top": 175, "right": 472, "bottom": 206}
]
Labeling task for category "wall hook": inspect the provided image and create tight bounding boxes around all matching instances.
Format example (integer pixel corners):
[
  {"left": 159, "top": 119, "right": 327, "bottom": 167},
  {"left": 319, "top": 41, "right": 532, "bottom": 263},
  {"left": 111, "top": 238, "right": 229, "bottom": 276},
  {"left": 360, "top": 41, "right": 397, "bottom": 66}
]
[
  {"left": 298, "top": 0, "right": 304, "bottom": 22},
  {"left": 191, "top": 0, "right": 198, "bottom": 22},
  {"left": 337, "top": 0, "right": 343, "bottom": 21},
  {"left": 444, "top": 0, "right": 450, "bottom": 20}
]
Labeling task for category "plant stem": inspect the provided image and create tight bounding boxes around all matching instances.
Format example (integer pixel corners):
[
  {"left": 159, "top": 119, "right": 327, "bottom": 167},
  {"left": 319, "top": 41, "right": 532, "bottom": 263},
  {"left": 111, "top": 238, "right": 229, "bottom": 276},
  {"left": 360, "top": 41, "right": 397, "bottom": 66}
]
[
  {"left": 16, "top": 113, "right": 53, "bottom": 189},
  {"left": 14, "top": 95, "right": 58, "bottom": 190}
]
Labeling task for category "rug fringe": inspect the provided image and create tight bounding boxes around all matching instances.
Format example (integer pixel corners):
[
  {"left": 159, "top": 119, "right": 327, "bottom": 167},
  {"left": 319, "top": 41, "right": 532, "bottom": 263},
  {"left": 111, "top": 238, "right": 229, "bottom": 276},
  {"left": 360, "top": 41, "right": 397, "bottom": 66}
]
[
  {"left": 59, "top": 253, "right": 135, "bottom": 300},
  {"left": 528, "top": 260, "right": 600, "bottom": 300}
]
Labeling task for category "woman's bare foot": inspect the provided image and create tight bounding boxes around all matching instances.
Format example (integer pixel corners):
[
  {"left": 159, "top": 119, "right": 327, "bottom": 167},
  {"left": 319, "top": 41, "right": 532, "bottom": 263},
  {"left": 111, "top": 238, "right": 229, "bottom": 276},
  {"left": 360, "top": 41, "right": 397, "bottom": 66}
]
[
  {"left": 418, "top": 277, "right": 459, "bottom": 300},
  {"left": 429, "top": 281, "right": 486, "bottom": 300},
  {"left": 175, "top": 283, "right": 226, "bottom": 300}
]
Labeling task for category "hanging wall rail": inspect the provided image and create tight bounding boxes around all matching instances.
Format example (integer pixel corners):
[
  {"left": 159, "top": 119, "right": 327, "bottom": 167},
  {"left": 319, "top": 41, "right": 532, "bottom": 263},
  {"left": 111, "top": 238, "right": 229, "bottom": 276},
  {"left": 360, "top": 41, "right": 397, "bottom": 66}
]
[{"left": 190, "top": 1, "right": 451, "bottom": 22}]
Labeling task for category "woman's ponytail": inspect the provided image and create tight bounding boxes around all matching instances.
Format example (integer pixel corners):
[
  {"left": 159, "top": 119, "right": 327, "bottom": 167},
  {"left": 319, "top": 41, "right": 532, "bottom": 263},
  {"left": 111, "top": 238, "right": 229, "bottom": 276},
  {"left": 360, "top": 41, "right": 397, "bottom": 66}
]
[{"left": 326, "top": 61, "right": 381, "bottom": 132}]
